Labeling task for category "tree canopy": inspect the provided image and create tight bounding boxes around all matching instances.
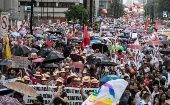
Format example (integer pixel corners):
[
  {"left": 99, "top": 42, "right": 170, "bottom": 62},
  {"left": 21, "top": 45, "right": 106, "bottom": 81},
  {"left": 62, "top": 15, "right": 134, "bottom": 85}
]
[{"left": 65, "top": 4, "right": 89, "bottom": 26}]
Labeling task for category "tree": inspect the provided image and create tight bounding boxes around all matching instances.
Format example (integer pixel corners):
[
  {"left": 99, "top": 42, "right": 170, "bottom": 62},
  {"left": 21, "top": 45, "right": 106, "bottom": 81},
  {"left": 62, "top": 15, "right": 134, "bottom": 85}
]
[
  {"left": 65, "top": 4, "right": 89, "bottom": 26},
  {"left": 110, "top": 0, "right": 124, "bottom": 18}
]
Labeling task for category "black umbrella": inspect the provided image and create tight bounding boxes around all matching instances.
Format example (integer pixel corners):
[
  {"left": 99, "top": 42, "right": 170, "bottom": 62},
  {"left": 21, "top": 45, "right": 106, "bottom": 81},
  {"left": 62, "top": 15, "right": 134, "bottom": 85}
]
[
  {"left": 92, "top": 44, "right": 108, "bottom": 53},
  {"left": 41, "top": 63, "right": 58, "bottom": 68},
  {"left": 12, "top": 45, "right": 31, "bottom": 56},
  {"left": 0, "top": 59, "right": 12, "bottom": 65},
  {"left": 43, "top": 51, "right": 65, "bottom": 63},
  {"left": 31, "top": 48, "right": 39, "bottom": 53},
  {"left": 163, "top": 60, "right": 170, "bottom": 69},
  {"left": 96, "top": 60, "right": 117, "bottom": 66},
  {"left": 70, "top": 54, "right": 84, "bottom": 63},
  {"left": 86, "top": 53, "right": 109, "bottom": 65},
  {"left": 160, "top": 48, "right": 170, "bottom": 55},
  {"left": 38, "top": 48, "right": 54, "bottom": 57}
]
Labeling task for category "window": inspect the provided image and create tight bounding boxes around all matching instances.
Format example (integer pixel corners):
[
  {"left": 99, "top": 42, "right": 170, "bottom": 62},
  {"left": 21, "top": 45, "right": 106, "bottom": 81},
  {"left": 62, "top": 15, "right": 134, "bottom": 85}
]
[
  {"left": 39, "top": 2, "right": 56, "bottom": 7},
  {"left": 58, "top": 2, "right": 75, "bottom": 8},
  {"left": 20, "top": 1, "right": 31, "bottom": 6}
]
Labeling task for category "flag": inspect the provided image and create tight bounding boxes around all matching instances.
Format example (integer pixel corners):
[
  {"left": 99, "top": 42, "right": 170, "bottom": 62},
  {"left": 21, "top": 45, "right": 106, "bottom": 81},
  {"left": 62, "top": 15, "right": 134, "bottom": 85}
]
[
  {"left": 83, "top": 24, "right": 90, "bottom": 46},
  {"left": 149, "top": 24, "right": 154, "bottom": 33},
  {"left": 145, "top": 19, "right": 151, "bottom": 31},
  {"left": 154, "top": 20, "right": 159, "bottom": 32},
  {"left": 82, "top": 77, "right": 128, "bottom": 105},
  {"left": 45, "top": 36, "right": 53, "bottom": 48},
  {"left": 4, "top": 34, "right": 12, "bottom": 59}
]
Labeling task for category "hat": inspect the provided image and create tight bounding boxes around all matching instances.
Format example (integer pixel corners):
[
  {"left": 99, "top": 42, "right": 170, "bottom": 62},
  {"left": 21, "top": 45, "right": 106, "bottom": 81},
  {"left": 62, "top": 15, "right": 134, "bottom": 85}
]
[
  {"left": 120, "top": 64, "right": 125, "bottom": 69},
  {"left": 53, "top": 70, "right": 59, "bottom": 76},
  {"left": 16, "top": 77, "right": 23, "bottom": 81},
  {"left": 23, "top": 76, "right": 30, "bottom": 81},
  {"left": 91, "top": 78, "right": 99, "bottom": 84},
  {"left": 82, "top": 69, "right": 87, "bottom": 74},
  {"left": 65, "top": 66, "right": 70, "bottom": 69},
  {"left": 41, "top": 74, "right": 47, "bottom": 81},
  {"left": 29, "top": 53, "right": 38, "bottom": 59},
  {"left": 33, "top": 72, "right": 41, "bottom": 77},
  {"left": 60, "top": 68, "right": 66, "bottom": 73},
  {"left": 165, "top": 99, "right": 170, "bottom": 105},
  {"left": 56, "top": 77, "right": 64, "bottom": 83},
  {"left": 74, "top": 77, "right": 81, "bottom": 82},
  {"left": 67, "top": 73, "right": 77, "bottom": 78},
  {"left": 44, "top": 73, "right": 50, "bottom": 78},
  {"left": 82, "top": 76, "right": 90, "bottom": 83}
]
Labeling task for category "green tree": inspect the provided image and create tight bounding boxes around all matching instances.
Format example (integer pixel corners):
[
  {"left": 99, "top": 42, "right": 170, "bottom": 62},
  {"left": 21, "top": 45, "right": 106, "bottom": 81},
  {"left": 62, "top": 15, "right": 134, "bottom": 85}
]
[{"left": 65, "top": 4, "right": 89, "bottom": 26}]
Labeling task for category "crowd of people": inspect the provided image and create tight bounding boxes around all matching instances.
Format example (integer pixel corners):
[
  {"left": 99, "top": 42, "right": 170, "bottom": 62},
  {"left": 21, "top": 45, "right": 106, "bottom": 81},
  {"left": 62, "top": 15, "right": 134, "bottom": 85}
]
[{"left": 1, "top": 4, "right": 170, "bottom": 105}]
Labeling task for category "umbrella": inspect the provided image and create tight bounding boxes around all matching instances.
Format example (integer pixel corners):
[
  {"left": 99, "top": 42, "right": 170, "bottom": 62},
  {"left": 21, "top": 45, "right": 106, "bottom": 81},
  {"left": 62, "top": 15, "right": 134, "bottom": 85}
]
[
  {"left": 38, "top": 48, "right": 54, "bottom": 57},
  {"left": 12, "top": 45, "right": 31, "bottom": 56},
  {"left": 100, "top": 75, "right": 120, "bottom": 83},
  {"left": 136, "top": 29, "right": 145, "bottom": 33},
  {"left": 35, "top": 34, "right": 44, "bottom": 39},
  {"left": 160, "top": 48, "right": 170, "bottom": 55},
  {"left": 24, "top": 34, "right": 33, "bottom": 38},
  {"left": 90, "top": 40, "right": 102, "bottom": 44},
  {"left": 163, "top": 60, "right": 170, "bottom": 69},
  {"left": 128, "top": 44, "right": 142, "bottom": 49},
  {"left": 43, "top": 51, "right": 65, "bottom": 63},
  {"left": 92, "top": 43, "right": 108, "bottom": 53},
  {"left": 31, "top": 48, "right": 39, "bottom": 53},
  {"left": 70, "top": 61, "right": 84, "bottom": 69},
  {"left": 86, "top": 53, "right": 109, "bottom": 65},
  {"left": 12, "top": 32, "right": 20, "bottom": 37},
  {"left": 0, "top": 59, "right": 12, "bottom": 65},
  {"left": 70, "top": 54, "right": 84, "bottom": 63},
  {"left": 0, "top": 95, "right": 22, "bottom": 105},
  {"left": 96, "top": 60, "right": 117, "bottom": 66},
  {"left": 109, "top": 45, "right": 124, "bottom": 51},
  {"left": 4, "top": 82, "right": 38, "bottom": 97},
  {"left": 32, "top": 57, "right": 45, "bottom": 63},
  {"left": 41, "top": 63, "right": 58, "bottom": 68}
]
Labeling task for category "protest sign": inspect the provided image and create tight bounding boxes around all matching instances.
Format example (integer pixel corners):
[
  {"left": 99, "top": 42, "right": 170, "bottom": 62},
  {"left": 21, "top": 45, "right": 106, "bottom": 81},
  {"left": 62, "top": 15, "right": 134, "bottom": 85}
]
[
  {"left": 23, "top": 85, "right": 96, "bottom": 105},
  {"left": 12, "top": 56, "right": 30, "bottom": 68}
]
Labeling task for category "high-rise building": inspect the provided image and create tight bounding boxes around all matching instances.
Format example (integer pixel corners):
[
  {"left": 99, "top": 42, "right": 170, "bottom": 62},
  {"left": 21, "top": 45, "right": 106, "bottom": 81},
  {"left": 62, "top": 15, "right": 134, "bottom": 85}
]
[
  {"left": 0, "top": 0, "right": 18, "bottom": 12},
  {"left": 18, "top": 0, "right": 82, "bottom": 21}
]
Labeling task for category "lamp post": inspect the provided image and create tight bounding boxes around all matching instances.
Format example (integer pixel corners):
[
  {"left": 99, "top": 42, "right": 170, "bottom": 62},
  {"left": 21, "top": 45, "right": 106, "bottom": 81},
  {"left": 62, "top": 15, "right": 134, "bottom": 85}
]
[
  {"left": 38, "top": 14, "right": 40, "bottom": 26},
  {"left": 30, "top": 0, "right": 34, "bottom": 35}
]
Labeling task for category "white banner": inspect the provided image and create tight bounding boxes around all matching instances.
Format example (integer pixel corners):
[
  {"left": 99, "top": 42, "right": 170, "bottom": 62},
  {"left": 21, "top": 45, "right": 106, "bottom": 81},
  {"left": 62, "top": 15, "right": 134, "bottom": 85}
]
[
  {"left": 0, "top": 12, "right": 9, "bottom": 34},
  {"left": 23, "top": 85, "right": 96, "bottom": 105}
]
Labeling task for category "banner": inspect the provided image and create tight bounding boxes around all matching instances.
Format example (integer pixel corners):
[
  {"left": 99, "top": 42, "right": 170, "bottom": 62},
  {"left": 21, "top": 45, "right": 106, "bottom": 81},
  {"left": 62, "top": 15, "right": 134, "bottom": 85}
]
[
  {"left": 23, "top": 85, "right": 96, "bottom": 105},
  {"left": 0, "top": 12, "right": 9, "bottom": 35},
  {"left": 12, "top": 56, "right": 31, "bottom": 68}
]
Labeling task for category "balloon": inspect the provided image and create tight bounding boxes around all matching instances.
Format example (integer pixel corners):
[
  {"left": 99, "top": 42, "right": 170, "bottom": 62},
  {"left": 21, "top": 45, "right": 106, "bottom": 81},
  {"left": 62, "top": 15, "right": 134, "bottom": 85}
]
[{"left": 101, "top": 9, "right": 107, "bottom": 14}]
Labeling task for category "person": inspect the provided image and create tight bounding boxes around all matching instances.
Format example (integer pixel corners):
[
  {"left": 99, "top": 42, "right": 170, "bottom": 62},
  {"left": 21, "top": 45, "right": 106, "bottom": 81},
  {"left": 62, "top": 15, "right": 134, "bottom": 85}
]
[
  {"left": 80, "top": 84, "right": 93, "bottom": 101},
  {"left": 138, "top": 92, "right": 151, "bottom": 105},
  {"left": 33, "top": 95, "right": 44, "bottom": 105},
  {"left": 49, "top": 86, "right": 68, "bottom": 105}
]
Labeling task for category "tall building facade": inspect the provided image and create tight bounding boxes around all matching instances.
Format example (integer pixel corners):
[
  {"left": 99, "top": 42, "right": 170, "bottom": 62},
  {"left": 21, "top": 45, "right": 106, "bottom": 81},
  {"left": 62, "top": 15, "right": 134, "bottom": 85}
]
[{"left": 18, "top": 0, "right": 82, "bottom": 21}]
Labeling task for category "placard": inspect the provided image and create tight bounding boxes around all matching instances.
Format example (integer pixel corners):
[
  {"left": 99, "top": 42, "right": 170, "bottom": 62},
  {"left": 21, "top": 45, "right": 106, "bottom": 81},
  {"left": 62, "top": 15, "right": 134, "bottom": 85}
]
[
  {"left": 12, "top": 56, "right": 30, "bottom": 68},
  {"left": 0, "top": 12, "right": 9, "bottom": 34},
  {"left": 23, "top": 85, "right": 96, "bottom": 105}
]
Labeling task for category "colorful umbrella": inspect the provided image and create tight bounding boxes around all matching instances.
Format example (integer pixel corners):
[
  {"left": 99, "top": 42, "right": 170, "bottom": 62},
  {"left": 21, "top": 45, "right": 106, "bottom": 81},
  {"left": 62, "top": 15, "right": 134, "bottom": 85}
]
[
  {"left": 109, "top": 45, "right": 124, "bottom": 51},
  {"left": 100, "top": 75, "right": 120, "bottom": 83},
  {"left": 12, "top": 32, "right": 20, "bottom": 37}
]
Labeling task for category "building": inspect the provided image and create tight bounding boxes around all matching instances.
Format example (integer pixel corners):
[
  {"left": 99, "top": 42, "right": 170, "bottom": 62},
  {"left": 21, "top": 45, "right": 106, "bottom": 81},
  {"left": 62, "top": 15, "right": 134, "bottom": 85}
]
[
  {"left": 0, "top": 0, "right": 18, "bottom": 12},
  {"left": 18, "top": 0, "right": 83, "bottom": 21}
]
